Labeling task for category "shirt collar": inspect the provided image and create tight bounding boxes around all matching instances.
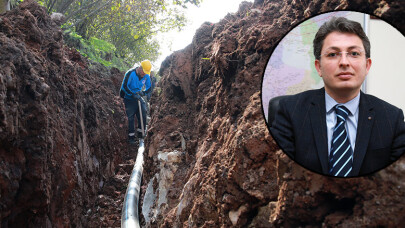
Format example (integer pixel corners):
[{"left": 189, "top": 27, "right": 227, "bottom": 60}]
[{"left": 325, "top": 91, "right": 360, "bottom": 115}]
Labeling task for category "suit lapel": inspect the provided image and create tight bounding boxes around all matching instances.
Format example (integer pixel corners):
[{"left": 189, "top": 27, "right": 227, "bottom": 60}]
[
  {"left": 310, "top": 88, "right": 329, "bottom": 174},
  {"left": 352, "top": 92, "right": 375, "bottom": 176}
]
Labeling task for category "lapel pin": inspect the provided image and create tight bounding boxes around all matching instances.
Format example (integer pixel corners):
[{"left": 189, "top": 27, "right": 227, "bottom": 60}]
[{"left": 368, "top": 116, "right": 372, "bottom": 120}]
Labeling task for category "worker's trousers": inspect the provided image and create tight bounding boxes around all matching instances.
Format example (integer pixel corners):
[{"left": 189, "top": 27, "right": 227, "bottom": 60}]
[{"left": 124, "top": 97, "right": 147, "bottom": 137}]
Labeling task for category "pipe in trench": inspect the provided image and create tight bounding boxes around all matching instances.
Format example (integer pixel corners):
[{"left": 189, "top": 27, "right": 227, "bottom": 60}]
[{"left": 121, "top": 139, "right": 144, "bottom": 228}]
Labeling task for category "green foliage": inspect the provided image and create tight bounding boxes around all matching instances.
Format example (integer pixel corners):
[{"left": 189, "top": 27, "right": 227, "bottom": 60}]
[
  {"left": 89, "top": 37, "right": 115, "bottom": 55},
  {"left": 85, "top": 0, "right": 190, "bottom": 63},
  {"left": 43, "top": 0, "right": 200, "bottom": 66},
  {"left": 64, "top": 30, "right": 130, "bottom": 71}
]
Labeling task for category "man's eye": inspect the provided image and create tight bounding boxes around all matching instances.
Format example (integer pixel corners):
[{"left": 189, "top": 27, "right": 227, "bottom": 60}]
[
  {"left": 350, "top": 51, "right": 361, "bottom": 57},
  {"left": 327, "top": 52, "right": 338, "bottom": 57}
]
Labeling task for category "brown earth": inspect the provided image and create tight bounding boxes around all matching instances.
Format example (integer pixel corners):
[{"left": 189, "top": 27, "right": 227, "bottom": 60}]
[
  {"left": 142, "top": 0, "right": 405, "bottom": 227},
  {"left": 1, "top": 0, "right": 405, "bottom": 227},
  {"left": 0, "top": 0, "right": 136, "bottom": 226}
]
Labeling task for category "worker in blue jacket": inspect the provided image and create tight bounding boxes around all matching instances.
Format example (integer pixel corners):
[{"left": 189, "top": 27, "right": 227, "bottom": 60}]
[{"left": 120, "top": 60, "right": 152, "bottom": 143}]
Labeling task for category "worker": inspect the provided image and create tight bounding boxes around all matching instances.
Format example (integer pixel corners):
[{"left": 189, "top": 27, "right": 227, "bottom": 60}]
[{"left": 120, "top": 60, "right": 152, "bottom": 144}]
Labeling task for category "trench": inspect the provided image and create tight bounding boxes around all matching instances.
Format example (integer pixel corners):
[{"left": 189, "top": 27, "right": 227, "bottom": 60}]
[{"left": 121, "top": 139, "right": 145, "bottom": 228}]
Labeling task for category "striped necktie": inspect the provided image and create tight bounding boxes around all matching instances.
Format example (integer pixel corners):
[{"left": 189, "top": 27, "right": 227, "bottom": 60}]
[{"left": 329, "top": 105, "right": 353, "bottom": 177}]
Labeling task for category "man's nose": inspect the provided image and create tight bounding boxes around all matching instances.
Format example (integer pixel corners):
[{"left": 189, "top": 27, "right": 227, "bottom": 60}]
[{"left": 339, "top": 53, "right": 350, "bottom": 67}]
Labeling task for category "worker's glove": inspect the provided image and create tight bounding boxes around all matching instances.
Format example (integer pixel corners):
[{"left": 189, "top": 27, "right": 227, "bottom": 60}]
[
  {"left": 137, "top": 91, "right": 145, "bottom": 96},
  {"left": 132, "top": 93, "right": 142, "bottom": 100}
]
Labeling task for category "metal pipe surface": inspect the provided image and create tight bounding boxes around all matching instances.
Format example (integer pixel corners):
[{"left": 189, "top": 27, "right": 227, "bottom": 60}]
[
  {"left": 121, "top": 139, "right": 145, "bottom": 228},
  {"left": 138, "top": 99, "right": 145, "bottom": 138}
]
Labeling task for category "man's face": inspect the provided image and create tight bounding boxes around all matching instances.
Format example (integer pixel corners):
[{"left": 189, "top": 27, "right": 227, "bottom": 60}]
[
  {"left": 137, "top": 67, "right": 146, "bottom": 77},
  {"left": 315, "top": 31, "right": 372, "bottom": 99}
]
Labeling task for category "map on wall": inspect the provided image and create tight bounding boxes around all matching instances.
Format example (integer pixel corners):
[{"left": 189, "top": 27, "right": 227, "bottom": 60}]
[{"left": 261, "top": 11, "right": 366, "bottom": 121}]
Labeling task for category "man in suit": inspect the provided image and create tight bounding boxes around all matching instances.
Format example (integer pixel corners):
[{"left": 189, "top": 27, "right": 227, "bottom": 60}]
[{"left": 269, "top": 17, "right": 405, "bottom": 177}]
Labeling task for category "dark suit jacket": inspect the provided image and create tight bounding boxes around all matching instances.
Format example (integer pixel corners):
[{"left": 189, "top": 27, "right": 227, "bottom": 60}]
[{"left": 269, "top": 88, "right": 405, "bottom": 176}]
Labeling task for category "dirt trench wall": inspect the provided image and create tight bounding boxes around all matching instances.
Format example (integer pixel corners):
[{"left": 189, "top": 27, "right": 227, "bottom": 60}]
[
  {"left": 143, "top": 0, "right": 405, "bottom": 227},
  {"left": 0, "top": 0, "right": 127, "bottom": 226}
]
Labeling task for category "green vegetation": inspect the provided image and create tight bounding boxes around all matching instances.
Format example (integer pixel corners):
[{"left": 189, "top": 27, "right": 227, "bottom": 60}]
[
  {"left": 41, "top": 0, "right": 201, "bottom": 67},
  {"left": 4, "top": 0, "right": 201, "bottom": 71},
  {"left": 64, "top": 30, "right": 130, "bottom": 71}
]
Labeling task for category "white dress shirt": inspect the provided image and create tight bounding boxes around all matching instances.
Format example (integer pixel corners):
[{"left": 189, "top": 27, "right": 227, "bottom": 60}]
[{"left": 325, "top": 91, "right": 360, "bottom": 156}]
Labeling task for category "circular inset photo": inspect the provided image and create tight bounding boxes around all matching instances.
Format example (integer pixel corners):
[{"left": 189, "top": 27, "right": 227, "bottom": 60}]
[{"left": 261, "top": 11, "right": 405, "bottom": 177}]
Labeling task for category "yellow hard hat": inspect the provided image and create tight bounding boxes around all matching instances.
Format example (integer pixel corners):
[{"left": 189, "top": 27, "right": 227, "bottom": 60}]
[{"left": 141, "top": 60, "right": 152, "bottom": 75}]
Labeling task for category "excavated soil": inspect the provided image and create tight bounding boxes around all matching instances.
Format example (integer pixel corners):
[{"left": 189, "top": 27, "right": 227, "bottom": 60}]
[
  {"left": 142, "top": 0, "right": 405, "bottom": 227},
  {"left": 1, "top": 0, "right": 405, "bottom": 227},
  {"left": 0, "top": 0, "right": 137, "bottom": 226}
]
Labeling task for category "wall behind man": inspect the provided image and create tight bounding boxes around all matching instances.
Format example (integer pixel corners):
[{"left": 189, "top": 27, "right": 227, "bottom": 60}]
[{"left": 366, "top": 18, "right": 405, "bottom": 112}]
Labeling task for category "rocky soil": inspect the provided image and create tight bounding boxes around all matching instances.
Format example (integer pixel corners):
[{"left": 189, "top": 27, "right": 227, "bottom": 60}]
[
  {"left": 1, "top": 0, "right": 405, "bottom": 227},
  {"left": 142, "top": 0, "right": 405, "bottom": 227},
  {"left": 0, "top": 0, "right": 136, "bottom": 226}
]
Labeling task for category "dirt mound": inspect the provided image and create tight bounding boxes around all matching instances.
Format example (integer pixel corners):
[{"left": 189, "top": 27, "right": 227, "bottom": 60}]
[
  {"left": 0, "top": 0, "right": 131, "bottom": 226},
  {"left": 1, "top": 0, "right": 404, "bottom": 226},
  {"left": 143, "top": 0, "right": 405, "bottom": 227}
]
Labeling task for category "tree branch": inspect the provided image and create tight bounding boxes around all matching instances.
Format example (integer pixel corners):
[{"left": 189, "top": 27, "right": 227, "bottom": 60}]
[
  {"left": 57, "top": 0, "right": 76, "bottom": 14},
  {"left": 63, "top": 0, "right": 112, "bottom": 31},
  {"left": 47, "top": 0, "right": 57, "bottom": 14},
  {"left": 65, "top": 0, "right": 103, "bottom": 21}
]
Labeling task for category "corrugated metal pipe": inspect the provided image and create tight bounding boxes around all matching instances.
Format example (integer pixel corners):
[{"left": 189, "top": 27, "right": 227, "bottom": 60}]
[{"left": 121, "top": 139, "right": 145, "bottom": 228}]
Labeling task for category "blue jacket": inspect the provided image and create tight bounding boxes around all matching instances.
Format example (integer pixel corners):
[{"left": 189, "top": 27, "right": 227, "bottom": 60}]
[{"left": 121, "top": 67, "right": 151, "bottom": 100}]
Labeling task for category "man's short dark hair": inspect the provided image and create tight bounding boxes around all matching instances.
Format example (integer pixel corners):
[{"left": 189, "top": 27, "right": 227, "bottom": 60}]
[{"left": 313, "top": 17, "right": 371, "bottom": 60}]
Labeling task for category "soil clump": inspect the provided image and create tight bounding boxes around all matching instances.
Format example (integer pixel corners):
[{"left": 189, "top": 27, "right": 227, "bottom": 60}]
[{"left": 142, "top": 0, "right": 405, "bottom": 227}]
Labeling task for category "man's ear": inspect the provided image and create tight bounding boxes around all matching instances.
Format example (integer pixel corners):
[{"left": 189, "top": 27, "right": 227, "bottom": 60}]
[
  {"left": 365, "top": 58, "right": 372, "bottom": 75},
  {"left": 315, "top": 59, "right": 322, "bottom": 77}
]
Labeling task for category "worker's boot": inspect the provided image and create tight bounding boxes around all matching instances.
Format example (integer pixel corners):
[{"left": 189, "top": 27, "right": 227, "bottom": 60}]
[
  {"left": 137, "top": 129, "right": 144, "bottom": 139},
  {"left": 128, "top": 134, "right": 136, "bottom": 144}
]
